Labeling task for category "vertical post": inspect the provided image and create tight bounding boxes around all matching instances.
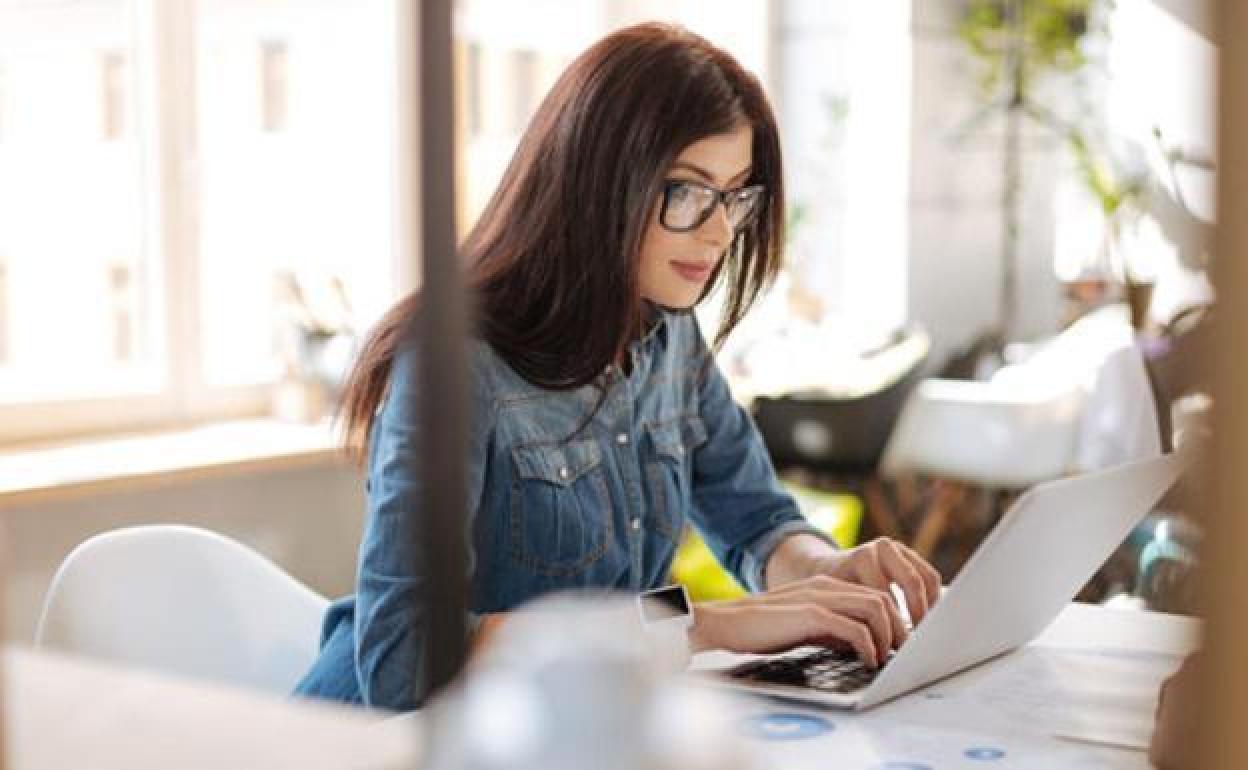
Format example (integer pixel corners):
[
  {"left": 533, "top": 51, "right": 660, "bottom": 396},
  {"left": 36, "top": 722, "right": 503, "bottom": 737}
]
[
  {"left": 999, "top": 0, "right": 1023, "bottom": 343},
  {"left": 1201, "top": 0, "right": 1248, "bottom": 766},
  {"left": 414, "top": 0, "right": 468, "bottom": 703},
  {"left": 0, "top": 523, "right": 8, "bottom": 770}
]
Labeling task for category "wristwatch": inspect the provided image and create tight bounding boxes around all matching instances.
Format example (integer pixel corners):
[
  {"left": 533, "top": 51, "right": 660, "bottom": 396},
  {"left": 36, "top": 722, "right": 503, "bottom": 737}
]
[{"left": 637, "top": 584, "right": 694, "bottom": 668}]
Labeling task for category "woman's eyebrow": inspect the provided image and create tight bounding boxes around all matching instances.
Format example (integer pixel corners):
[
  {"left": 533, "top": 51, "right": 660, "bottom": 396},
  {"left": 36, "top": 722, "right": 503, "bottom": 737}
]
[{"left": 671, "top": 160, "right": 753, "bottom": 186}]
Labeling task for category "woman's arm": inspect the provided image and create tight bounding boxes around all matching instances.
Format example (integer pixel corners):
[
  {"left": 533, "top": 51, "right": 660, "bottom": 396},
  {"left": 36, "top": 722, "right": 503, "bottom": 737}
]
[
  {"left": 683, "top": 325, "right": 835, "bottom": 593},
  {"left": 682, "top": 321, "right": 939, "bottom": 658},
  {"left": 765, "top": 533, "right": 941, "bottom": 626},
  {"left": 352, "top": 344, "right": 495, "bottom": 710}
]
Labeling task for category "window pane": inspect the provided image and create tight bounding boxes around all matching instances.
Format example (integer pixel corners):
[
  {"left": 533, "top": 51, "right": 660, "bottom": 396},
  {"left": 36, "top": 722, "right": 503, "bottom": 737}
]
[
  {"left": 0, "top": 0, "right": 161, "bottom": 403},
  {"left": 194, "top": 0, "right": 397, "bottom": 387},
  {"left": 452, "top": 0, "right": 768, "bottom": 238},
  {"left": 454, "top": 0, "right": 595, "bottom": 229}
]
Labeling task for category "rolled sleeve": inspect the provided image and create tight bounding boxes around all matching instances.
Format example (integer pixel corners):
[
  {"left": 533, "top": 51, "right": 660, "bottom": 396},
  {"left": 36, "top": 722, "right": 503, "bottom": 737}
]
[
  {"left": 683, "top": 320, "right": 837, "bottom": 593},
  {"left": 738, "top": 519, "right": 839, "bottom": 593}
]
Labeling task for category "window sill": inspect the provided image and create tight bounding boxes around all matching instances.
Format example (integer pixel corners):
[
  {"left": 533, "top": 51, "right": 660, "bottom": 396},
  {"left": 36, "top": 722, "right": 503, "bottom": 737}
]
[{"left": 0, "top": 419, "right": 348, "bottom": 508}]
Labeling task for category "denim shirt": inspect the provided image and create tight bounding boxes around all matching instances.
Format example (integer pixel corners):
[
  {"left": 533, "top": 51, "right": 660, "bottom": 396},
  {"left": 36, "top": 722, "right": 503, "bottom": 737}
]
[{"left": 292, "top": 307, "right": 829, "bottom": 710}]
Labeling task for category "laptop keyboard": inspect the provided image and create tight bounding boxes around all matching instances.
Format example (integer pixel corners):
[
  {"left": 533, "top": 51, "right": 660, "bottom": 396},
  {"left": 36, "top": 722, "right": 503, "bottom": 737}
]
[{"left": 727, "top": 647, "right": 888, "bottom": 695}]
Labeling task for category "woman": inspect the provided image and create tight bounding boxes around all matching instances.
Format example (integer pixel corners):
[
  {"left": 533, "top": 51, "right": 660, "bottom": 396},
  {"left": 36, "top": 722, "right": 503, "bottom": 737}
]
[{"left": 294, "top": 22, "right": 941, "bottom": 711}]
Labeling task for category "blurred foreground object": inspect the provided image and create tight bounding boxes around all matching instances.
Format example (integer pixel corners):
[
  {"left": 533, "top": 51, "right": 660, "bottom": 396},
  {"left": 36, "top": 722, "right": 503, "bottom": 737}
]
[{"left": 424, "top": 596, "right": 753, "bottom": 770}]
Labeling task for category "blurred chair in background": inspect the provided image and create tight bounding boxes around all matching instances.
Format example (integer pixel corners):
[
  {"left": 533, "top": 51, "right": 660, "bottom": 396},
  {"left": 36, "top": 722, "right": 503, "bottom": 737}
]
[
  {"left": 749, "top": 327, "right": 931, "bottom": 541},
  {"left": 36, "top": 525, "right": 328, "bottom": 695},
  {"left": 880, "top": 304, "right": 1164, "bottom": 577}
]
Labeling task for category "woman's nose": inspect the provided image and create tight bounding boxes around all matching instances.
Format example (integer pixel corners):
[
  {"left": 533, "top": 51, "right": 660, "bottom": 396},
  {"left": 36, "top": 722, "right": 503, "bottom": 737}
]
[{"left": 697, "top": 200, "right": 734, "bottom": 250}]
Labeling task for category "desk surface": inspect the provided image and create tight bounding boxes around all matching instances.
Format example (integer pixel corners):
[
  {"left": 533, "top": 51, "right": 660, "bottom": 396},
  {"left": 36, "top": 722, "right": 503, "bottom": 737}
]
[
  {"left": 7, "top": 602, "right": 1198, "bottom": 769},
  {"left": 6, "top": 646, "right": 418, "bottom": 770}
]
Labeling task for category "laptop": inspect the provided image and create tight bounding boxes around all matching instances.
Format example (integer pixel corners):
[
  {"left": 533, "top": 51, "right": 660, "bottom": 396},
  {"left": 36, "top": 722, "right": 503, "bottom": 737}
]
[{"left": 696, "top": 452, "right": 1185, "bottom": 710}]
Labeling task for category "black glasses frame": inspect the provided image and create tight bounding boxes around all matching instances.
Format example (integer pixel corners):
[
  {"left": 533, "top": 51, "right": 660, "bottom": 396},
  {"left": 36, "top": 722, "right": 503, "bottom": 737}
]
[{"left": 659, "top": 180, "right": 766, "bottom": 233}]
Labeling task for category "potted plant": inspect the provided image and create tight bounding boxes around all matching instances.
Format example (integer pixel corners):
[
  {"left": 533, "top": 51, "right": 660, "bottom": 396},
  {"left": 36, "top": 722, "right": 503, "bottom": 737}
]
[{"left": 955, "top": 0, "right": 1114, "bottom": 345}]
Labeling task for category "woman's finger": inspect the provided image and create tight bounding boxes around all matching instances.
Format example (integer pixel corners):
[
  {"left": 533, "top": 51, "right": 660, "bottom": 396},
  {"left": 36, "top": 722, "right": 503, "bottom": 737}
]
[
  {"left": 878, "top": 538, "right": 929, "bottom": 624},
  {"left": 804, "top": 606, "right": 880, "bottom": 668},
  {"left": 794, "top": 587, "right": 893, "bottom": 654},
  {"left": 898, "top": 542, "right": 944, "bottom": 609},
  {"left": 848, "top": 544, "right": 892, "bottom": 595}
]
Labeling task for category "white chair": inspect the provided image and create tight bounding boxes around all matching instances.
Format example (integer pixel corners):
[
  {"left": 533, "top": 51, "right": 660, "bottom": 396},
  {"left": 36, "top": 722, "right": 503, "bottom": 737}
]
[
  {"left": 1072, "top": 344, "right": 1163, "bottom": 473},
  {"left": 882, "top": 304, "right": 1160, "bottom": 486},
  {"left": 878, "top": 305, "right": 1162, "bottom": 557},
  {"left": 35, "top": 525, "right": 330, "bottom": 695}
]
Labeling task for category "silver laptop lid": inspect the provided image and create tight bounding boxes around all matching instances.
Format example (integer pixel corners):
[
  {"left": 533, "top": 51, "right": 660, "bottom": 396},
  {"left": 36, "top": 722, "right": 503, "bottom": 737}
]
[{"left": 858, "top": 451, "right": 1185, "bottom": 709}]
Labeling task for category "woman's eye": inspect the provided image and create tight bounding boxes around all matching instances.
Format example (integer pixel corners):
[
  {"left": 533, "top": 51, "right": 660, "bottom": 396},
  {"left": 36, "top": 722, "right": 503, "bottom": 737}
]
[{"left": 669, "top": 183, "right": 695, "bottom": 203}]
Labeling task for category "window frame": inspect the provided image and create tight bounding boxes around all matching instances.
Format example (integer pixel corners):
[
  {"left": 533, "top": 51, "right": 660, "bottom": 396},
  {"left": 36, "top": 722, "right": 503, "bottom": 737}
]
[{"left": 0, "top": 0, "right": 415, "bottom": 447}]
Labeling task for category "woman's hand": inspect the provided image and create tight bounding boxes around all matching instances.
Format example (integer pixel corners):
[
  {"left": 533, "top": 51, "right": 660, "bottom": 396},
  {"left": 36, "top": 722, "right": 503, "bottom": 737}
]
[
  {"left": 768, "top": 534, "right": 943, "bottom": 626},
  {"left": 688, "top": 574, "right": 909, "bottom": 669},
  {"left": 807, "top": 537, "right": 943, "bottom": 625}
]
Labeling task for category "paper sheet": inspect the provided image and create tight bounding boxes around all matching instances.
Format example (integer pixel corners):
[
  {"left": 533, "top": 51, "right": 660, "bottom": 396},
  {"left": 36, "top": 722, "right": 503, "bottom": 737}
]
[
  {"left": 729, "top": 705, "right": 1146, "bottom": 769},
  {"left": 961, "top": 646, "right": 1183, "bottom": 750},
  {"left": 875, "top": 645, "right": 1185, "bottom": 753}
]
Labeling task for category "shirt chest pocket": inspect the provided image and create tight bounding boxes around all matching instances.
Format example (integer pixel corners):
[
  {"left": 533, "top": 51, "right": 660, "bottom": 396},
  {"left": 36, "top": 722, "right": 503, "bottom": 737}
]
[
  {"left": 509, "top": 439, "right": 614, "bottom": 576},
  {"left": 644, "top": 416, "right": 708, "bottom": 540}
]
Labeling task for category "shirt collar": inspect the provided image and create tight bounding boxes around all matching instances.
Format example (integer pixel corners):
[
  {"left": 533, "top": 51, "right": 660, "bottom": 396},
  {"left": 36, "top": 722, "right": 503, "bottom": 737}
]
[{"left": 636, "top": 302, "right": 673, "bottom": 351}]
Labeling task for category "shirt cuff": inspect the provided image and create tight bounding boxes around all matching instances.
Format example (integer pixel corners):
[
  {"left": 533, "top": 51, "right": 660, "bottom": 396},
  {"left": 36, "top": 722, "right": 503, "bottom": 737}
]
[{"left": 740, "top": 519, "right": 840, "bottom": 594}]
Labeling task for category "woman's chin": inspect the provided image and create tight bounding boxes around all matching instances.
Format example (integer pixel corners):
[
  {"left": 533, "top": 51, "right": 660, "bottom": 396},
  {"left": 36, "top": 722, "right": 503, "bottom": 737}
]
[{"left": 642, "top": 290, "right": 703, "bottom": 311}]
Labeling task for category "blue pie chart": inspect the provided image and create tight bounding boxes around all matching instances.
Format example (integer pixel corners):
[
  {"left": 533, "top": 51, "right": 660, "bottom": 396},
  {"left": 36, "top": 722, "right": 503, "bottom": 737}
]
[
  {"left": 739, "top": 713, "right": 835, "bottom": 741},
  {"left": 965, "top": 746, "right": 1007, "bottom": 760}
]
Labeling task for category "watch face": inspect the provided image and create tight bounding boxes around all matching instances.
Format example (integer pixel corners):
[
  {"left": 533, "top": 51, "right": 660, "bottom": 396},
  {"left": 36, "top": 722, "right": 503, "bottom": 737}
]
[{"left": 640, "top": 585, "right": 690, "bottom": 622}]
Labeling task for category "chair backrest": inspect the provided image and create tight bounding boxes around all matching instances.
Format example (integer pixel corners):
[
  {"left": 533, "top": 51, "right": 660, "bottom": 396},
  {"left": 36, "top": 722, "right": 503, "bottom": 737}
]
[
  {"left": 752, "top": 328, "right": 931, "bottom": 473},
  {"left": 1073, "top": 344, "right": 1163, "bottom": 473},
  {"left": 879, "top": 377, "right": 1085, "bottom": 486},
  {"left": 35, "top": 525, "right": 330, "bottom": 695},
  {"left": 881, "top": 305, "right": 1162, "bottom": 488}
]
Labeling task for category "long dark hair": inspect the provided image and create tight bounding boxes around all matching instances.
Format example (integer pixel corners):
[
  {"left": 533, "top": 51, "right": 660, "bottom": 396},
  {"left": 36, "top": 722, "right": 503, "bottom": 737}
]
[{"left": 339, "top": 22, "right": 786, "bottom": 459}]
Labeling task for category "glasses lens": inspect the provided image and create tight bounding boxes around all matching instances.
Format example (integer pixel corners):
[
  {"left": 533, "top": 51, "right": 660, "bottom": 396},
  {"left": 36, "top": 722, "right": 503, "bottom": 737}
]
[
  {"left": 726, "top": 187, "right": 763, "bottom": 229},
  {"left": 662, "top": 182, "right": 764, "bottom": 232},
  {"left": 663, "top": 181, "right": 712, "bottom": 230}
]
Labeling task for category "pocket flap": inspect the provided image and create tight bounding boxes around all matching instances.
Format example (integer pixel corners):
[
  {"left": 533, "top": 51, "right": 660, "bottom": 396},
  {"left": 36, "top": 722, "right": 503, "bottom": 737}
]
[
  {"left": 511, "top": 439, "right": 602, "bottom": 487},
  {"left": 647, "top": 416, "right": 708, "bottom": 461}
]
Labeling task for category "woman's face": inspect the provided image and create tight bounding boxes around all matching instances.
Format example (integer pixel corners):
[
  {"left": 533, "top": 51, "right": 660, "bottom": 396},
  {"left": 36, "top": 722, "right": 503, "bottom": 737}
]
[{"left": 638, "top": 124, "right": 754, "bottom": 309}]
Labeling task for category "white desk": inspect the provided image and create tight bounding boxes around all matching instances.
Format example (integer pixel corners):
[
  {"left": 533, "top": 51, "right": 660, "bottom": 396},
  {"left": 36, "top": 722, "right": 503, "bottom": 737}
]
[{"left": 6, "top": 603, "right": 1197, "bottom": 769}]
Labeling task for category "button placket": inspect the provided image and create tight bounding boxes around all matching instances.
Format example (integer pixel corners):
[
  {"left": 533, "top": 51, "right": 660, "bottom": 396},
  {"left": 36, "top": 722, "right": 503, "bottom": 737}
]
[{"left": 610, "top": 406, "right": 644, "bottom": 593}]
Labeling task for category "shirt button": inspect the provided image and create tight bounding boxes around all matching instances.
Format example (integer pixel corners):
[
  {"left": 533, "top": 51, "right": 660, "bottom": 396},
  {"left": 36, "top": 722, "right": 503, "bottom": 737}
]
[
  {"left": 616, "top": 433, "right": 629, "bottom": 445},
  {"left": 631, "top": 518, "right": 641, "bottom": 531},
  {"left": 558, "top": 467, "right": 569, "bottom": 480}
]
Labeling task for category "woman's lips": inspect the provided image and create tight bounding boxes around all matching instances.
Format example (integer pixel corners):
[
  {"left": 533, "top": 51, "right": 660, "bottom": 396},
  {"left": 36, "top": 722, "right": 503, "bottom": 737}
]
[{"left": 670, "top": 260, "right": 714, "bottom": 283}]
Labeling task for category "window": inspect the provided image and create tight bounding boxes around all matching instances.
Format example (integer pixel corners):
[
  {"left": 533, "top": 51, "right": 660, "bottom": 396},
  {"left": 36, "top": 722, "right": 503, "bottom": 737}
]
[
  {"left": 259, "top": 39, "right": 288, "bottom": 133},
  {"left": 195, "top": 0, "right": 399, "bottom": 389},
  {"left": 0, "top": 0, "right": 157, "bottom": 425},
  {"left": 0, "top": 0, "right": 405, "bottom": 444},
  {"left": 508, "top": 49, "right": 539, "bottom": 134},
  {"left": 465, "top": 41, "right": 482, "bottom": 139},
  {"left": 452, "top": 0, "right": 769, "bottom": 239},
  {"left": 0, "top": 258, "right": 8, "bottom": 364},
  {"left": 100, "top": 50, "right": 127, "bottom": 140}
]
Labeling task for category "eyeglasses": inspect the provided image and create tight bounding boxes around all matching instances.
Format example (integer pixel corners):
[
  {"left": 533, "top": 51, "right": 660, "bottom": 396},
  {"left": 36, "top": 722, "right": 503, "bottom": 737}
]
[{"left": 659, "top": 179, "right": 765, "bottom": 233}]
